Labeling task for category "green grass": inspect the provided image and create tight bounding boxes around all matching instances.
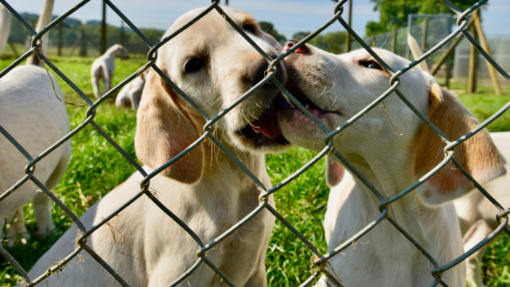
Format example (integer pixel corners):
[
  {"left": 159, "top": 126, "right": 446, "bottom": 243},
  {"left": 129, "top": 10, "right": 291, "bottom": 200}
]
[{"left": 0, "top": 56, "right": 509, "bottom": 286}]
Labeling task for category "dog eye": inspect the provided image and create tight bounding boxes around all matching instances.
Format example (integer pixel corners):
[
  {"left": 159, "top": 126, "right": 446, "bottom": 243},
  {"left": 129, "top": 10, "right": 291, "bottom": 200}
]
[
  {"left": 243, "top": 25, "right": 255, "bottom": 34},
  {"left": 184, "top": 58, "right": 204, "bottom": 73},
  {"left": 362, "top": 60, "right": 383, "bottom": 71}
]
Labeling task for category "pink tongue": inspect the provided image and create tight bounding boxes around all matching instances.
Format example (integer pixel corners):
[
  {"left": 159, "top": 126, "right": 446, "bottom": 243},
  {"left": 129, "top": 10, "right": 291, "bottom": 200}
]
[
  {"left": 252, "top": 119, "right": 283, "bottom": 138},
  {"left": 309, "top": 107, "right": 321, "bottom": 118}
]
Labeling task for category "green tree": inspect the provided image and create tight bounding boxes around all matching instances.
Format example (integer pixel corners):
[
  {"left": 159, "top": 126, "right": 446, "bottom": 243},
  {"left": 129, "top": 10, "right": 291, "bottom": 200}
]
[
  {"left": 366, "top": 0, "right": 476, "bottom": 36},
  {"left": 292, "top": 31, "right": 310, "bottom": 40},
  {"left": 258, "top": 21, "right": 286, "bottom": 44},
  {"left": 291, "top": 31, "right": 347, "bottom": 54}
]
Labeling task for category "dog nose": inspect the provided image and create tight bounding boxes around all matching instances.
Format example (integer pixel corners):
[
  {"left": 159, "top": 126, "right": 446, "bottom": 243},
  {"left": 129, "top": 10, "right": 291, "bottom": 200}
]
[
  {"left": 245, "top": 54, "right": 285, "bottom": 86},
  {"left": 283, "top": 39, "right": 309, "bottom": 54}
]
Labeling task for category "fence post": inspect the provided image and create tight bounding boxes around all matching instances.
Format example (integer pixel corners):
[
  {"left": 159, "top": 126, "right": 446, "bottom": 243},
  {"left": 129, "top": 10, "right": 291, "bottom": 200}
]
[
  {"left": 345, "top": 0, "right": 352, "bottom": 53},
  {"left": 473, "top": 9, "right": 502, "bottom": 95},
  {"left": 101, "top": 1, "right": 107, "bottom": 54},
  {"left": 58, "top": 23, "right": 63, "bottom": 56},
  {"left": 467, "top": 23, "right": 478, "bottom": 93},
  {"left": 391, "top": 27, "right": 396, "bottom": 53},
  {"left": 120, "top": 21, "right": 125, "bottom": 46},
  {"left": 421, "top": 18, "right": 428, "bottom": 52},
  {"left": 79, "top": 29, "right": 87, "bottom": 57}
]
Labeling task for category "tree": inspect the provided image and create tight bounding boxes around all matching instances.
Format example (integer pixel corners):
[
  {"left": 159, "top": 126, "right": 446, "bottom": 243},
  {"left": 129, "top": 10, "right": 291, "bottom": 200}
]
[
  {"left": 292, "top": 31, "right": 347, "bottom": 54},
  {"left": 258, "top": 21, "right": 286, "bottom": 44},
  {"left": 366, "top": 0, "right": 476, "bottom": 36},
  {"left": 292, "top": 31, "right": 310, "bottom": 40}
]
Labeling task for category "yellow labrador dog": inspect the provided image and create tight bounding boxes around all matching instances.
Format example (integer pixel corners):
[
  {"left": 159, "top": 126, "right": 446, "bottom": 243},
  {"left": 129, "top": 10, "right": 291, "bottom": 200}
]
[
  {"left": 278, "top": 41, "right": 505, "bottom": 287},
  {"left": 26, "top": 7, "right": 289, "bottom": 287}
]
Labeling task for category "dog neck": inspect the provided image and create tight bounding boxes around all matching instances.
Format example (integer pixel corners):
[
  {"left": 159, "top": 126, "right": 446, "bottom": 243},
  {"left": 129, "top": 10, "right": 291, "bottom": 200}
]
[
  {"left": 104, "top": 46, "right": 120, "bottom": 59},
  {"left": 344, "top": 149, "right": 433, "bottom": 227},
  {"left": 197, "top": 132, "right": 270, "bottom": 198}
]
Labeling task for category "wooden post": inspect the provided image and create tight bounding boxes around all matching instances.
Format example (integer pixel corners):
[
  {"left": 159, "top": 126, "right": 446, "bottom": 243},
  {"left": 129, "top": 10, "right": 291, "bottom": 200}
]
[
  {"left": 7, "top": 38, "right": 18, "bottom": 57},
  {"left": 391, "top": 27, "right": 397, "bottom": 53},
  {"left": 79, "top": 29, "right": 87, "bottom": 57},
  {"left": 225, "top": 0, "right": 228, "bottom": 5},
  {"left": 473, "top": 10, "right": 502, "bottom": 95},
  {"left": 371, "top": 35, "right": 375, "bottom": 47},
  {"left": 430, "top": 16, "right": 475, "bottom": 76},
  {"left": 120, "top": 21, "right": 125, "bottom": 46},
  {"left": 467, "top": 23, "right": 477, "bottom": 93},
  {"left": 345, "top": 0, "right": 353, "bottom": 53},
  {"left": 58, "top": 23, "right": 63, "bottom": 56},
  {"left": 421, "top": 18, "right": 428, "bottom": 52},
  {"left": 101, "top": 1, "right": 107, "bottom": 54}
]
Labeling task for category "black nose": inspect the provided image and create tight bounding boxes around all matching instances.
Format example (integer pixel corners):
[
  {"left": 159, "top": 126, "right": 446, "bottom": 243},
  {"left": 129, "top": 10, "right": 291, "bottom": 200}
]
[
  {"left": 283, "top": 39, "right": 310, "bottom": 54},
  {"left": 245, "top": 54, "right": 284, "bottom": 86}
]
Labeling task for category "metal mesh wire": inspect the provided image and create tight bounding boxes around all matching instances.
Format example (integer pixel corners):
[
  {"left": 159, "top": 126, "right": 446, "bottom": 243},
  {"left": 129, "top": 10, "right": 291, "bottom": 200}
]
[{"left": 0, "top": 0, "right": 509, "bottom": 286}]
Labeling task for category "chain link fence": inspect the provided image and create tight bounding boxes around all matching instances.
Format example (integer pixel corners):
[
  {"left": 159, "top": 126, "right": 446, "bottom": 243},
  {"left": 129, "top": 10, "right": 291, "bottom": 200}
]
[
  {"left": 454, "top": 34, "right": 510, "bottom": 86},
  {"left": 0, "top": 0, "right": 509, "bottom": 286}
]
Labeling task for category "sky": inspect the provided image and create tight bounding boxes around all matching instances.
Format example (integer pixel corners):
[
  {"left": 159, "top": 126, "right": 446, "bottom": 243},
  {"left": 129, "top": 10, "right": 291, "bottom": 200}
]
[{"left": 10, "top": 0, "right": 510, "bottom": 39}]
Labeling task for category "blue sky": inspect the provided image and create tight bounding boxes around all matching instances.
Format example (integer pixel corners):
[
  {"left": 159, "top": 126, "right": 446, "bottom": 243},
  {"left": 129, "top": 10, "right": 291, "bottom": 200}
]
[{"left": 11, "top": 0, "right": 510, "bottom": 39}]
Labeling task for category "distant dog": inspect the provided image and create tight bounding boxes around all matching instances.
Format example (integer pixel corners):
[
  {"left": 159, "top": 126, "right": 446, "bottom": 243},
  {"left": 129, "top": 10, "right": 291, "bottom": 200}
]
[
  {"left": 115, "top": 70, "right": 148, "bottom": 109},
  {"left": 27, "top": 7, "right": 289, "bottom": 287},
  {"left": 0, "top": 65, "right": 71, "bottom": 246},
  {"left": 91, "top": 44, "right": 129, "bottom": 98},
  {"left": 278, "top": 41, "right": 505, "bottom": 286}
]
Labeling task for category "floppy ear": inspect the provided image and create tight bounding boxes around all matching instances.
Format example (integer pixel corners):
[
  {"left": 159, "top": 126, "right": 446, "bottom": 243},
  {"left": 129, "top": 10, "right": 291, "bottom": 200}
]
[
  {"left": 326, "top": 156, "right": 345, "bottom": 188},
  {"left": 135, "top": 69, "right": 204, "bottom": 184},
  {"left": 415, "top": 83, "right": 506, "bottom": 204}
]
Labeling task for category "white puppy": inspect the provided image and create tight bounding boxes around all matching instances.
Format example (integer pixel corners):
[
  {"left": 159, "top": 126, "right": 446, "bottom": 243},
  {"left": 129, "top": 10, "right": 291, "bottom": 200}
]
[
  {"left": 115, "top": 70, "right": 148, "bottom": 109},
  {"left": 278, "top": 42, "right": 505, "bottom": 287},
  {"left": 91, "top": 44, "right": 129, "bottom": 98},
  {"left": 26, "top": 7, "right": 289, "bottom": 287},
  {"left": 0, "top": 65, "right": 71, "bottom": 245}
]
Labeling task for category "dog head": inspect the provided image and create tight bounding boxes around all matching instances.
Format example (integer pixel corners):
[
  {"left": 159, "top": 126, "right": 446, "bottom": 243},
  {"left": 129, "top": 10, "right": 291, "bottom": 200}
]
[
  {"left": 135, "top": 7, "right": 290, "bottom": 184},
  {"left": 279, "top": 43, "right": 505, "bottom": 204},
  {"left": 110, "top": 44, "right": 129, "bottom": 59}
]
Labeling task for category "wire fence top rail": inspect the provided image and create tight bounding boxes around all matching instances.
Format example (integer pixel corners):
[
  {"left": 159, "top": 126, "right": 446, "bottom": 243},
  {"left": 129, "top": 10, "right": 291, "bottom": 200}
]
[{"left": 0, "top": 0, "right": 509, "bottom": 286}]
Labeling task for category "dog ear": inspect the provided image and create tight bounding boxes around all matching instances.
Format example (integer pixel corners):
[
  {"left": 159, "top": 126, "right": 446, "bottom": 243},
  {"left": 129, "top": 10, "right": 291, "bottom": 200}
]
[
  {"left": 326, "top": 156, "right": 345, "bottom": 188},
  {"left": 415, "top": 83, "right": 506, "bottom": 204},
  {"left": 135, "top": 69, "right": 204, "bottom": 184}
]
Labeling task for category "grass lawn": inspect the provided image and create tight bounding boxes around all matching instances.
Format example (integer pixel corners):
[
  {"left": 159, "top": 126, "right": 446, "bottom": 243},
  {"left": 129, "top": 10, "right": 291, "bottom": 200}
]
[{"left": 0, "top": 55, "right": 509, "bottom": 286}]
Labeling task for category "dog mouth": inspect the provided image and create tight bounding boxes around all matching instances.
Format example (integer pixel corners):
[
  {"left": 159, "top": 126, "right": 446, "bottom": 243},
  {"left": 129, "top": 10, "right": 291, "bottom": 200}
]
[
  {"left": 235, "top": 94, "right": 291, "bottom": 147},
  {"left": 283, "top": 76, "right": 336, "bottom": 119}
]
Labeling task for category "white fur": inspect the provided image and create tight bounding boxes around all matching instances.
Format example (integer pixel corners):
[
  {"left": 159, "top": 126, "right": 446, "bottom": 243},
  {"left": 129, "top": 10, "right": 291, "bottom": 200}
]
[
  {"left": 454, "top": 132, "right": 510, "bottom": 287},
  {"left": 0, "top": 65, "right": 71, "bottom": 245},
  {"left": 0, "top": 5, "right": 11, "bottom": 56},
  {"left": 406, "top": 38, "right": 509, "bottom": 287},
  {"left": 278, "top": 45, "right": 505, "bottom": 287},
  {"left": 91, "top": 44, "right": 129, "bottom": 98},
  {"left": 26, "top": 0, "right": 54, "bottom": 65},
  {"left": 26, "top": 7, "right": 289, "bottom": 287},
  {"left": 407, "top": 33, "right": 429, "bottom": 71},
  {"left": 115, "top": 71, "right": 147, "bottom": 110}
]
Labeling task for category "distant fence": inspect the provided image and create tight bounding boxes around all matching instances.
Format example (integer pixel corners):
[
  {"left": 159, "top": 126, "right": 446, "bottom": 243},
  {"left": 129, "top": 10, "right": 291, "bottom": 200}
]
[
  {"left": 2, "top": 13, "right": 164, "bottom": 58},
  {"left": 453, "top": 35, "right": 510, "bottom": 86}
]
